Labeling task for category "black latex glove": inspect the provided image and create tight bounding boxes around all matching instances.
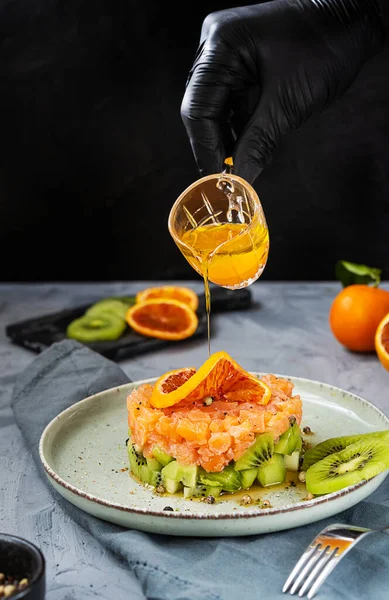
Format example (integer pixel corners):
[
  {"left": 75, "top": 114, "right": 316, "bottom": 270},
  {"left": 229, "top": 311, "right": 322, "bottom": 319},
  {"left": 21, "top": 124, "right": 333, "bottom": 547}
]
[{"left": 181, "top": 0, "right": 386, "bottom": 184}]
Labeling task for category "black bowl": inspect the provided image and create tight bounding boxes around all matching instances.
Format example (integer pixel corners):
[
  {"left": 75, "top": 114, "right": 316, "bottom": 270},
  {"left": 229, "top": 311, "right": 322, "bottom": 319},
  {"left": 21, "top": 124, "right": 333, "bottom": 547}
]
[{"left": 0, "top": 533, "right": 45, "bottom": 599}]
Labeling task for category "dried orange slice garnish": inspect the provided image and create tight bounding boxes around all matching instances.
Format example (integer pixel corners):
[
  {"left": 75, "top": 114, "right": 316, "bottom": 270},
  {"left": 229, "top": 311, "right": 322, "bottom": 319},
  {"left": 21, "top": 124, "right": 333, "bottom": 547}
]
[
  {"left": 150, "top": 350, "right": 271, "bottom": 408},
  {"left": 375, "top": 311, "right": 389, "bottom": 372},
  {"left": 136, "top": 286, "right": 199, "bottom": 312},
  {"left": 125, "top": 298, "right": 198, "bottom": 341}
]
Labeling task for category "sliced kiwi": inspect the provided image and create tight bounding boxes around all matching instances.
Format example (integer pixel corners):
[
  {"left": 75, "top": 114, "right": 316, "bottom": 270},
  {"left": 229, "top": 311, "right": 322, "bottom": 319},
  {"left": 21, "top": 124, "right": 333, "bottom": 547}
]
[
  {"left": 163, "top": 477, "right": 182, "bottom": 494},
  {"left": 128, "top": 444, "right": 163, "bottom": 487},
  {"left": 86, "top": 298, "right": 129, "bottom": 320},
  {"left": 274, "top": 421, "right": 301, "bottom": 455},
  {"left": 197, "top": 465, "right": 242, "bottom": 493},
  {"left": 240, "top": 468, "right": 259, "bottom": 489},
  {"left": 257, "top": 453, "right": 286, "bottom": 487},
  {"left": 161, "top": 460, "right": 198, "bottom": 488},
  {"left": 234, "top": 433, "right": 274, "bottom": 471},
  {"left": 67, "top": 313, "right": 127, "bottom": 342},
  {"left": 305, "top": 437, "right": 389, "bottom": 495},
  {"left": 151, "top": 445, "right": 174, "bottom": 467},
  {"left": 284, "top": 450, "right": 301, "bottom": 472},
  {"left": 302, "top": 430, "right": 389, "bottom": 471},
  {"left": 112, "top": 295, "right": 136, "bottom": 307}
]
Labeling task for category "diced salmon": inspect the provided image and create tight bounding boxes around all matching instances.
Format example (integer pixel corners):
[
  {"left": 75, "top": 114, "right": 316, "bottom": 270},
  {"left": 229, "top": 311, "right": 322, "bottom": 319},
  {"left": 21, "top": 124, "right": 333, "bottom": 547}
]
[{"left": 127, "top": 374, "right": 302, "bottom": 472}]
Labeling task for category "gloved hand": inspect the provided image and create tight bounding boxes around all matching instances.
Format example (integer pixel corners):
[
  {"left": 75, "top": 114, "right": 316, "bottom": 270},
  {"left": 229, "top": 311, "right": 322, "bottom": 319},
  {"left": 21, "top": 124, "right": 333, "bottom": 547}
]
[{"left": 181, "top": 0, "right": 386, "bottom": 184}]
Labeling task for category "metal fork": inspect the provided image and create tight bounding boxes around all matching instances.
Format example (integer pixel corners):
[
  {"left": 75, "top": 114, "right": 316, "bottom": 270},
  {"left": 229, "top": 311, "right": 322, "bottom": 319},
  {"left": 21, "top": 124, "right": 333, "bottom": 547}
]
[{"left": 282, "top": 522, "right": 389, "bottom": 598}]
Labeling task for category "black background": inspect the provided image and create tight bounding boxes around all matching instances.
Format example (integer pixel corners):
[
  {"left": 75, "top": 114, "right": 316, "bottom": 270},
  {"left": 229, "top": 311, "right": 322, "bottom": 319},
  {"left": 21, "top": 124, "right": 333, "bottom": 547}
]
[{"left": 0, "top": 0, "right": 388, "bottom": 283}]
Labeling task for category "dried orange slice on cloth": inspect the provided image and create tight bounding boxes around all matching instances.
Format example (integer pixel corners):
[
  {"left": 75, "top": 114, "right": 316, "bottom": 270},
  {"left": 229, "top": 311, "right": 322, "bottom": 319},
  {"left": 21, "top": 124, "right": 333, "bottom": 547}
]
[
  {"left": 136, "top": 286, "right": 199, "bottom": 312},
  {"left": 150, "top": 350, "right": 271, "bottom": 408},
  {"left": 125, "top": 298, "right": 198, "bottom": 341},
  {"left": 375, "top": 312, "right": 389, "bottom": 371}
]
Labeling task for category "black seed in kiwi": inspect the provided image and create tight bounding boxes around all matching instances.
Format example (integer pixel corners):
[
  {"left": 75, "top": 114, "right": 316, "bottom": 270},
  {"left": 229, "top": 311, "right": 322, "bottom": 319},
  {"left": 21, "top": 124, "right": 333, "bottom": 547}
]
[
  {"left": 305, "top": 437, "right": 389, "bottom": 495},
  {"left": 302, "top": 430, "right": 389, "bottom": 471},
  {"left": 234, "top": 433, "right": 274, "bottom": 471}
]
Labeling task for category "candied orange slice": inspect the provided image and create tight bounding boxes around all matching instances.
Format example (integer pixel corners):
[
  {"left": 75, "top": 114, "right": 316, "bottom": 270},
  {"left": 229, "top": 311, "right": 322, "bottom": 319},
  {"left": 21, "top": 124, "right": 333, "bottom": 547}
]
[
  {"left": 125, "top": 299, "right": 198, "bottom": 341},
  {"left": 375, "top": 311, "right": 389, "bottom": 372},
  {"left": 136, "top": 286, "right": 199, "bottom": 312},
  {"left": 150, "top": 350, "right": 271, "bottom": 408}
]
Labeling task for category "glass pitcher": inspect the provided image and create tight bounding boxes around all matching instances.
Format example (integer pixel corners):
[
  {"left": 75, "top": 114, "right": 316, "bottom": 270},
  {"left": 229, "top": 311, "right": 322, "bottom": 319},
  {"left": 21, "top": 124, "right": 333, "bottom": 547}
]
[{"left": 168, "top": 171, "right": 269, "bottom": 290}]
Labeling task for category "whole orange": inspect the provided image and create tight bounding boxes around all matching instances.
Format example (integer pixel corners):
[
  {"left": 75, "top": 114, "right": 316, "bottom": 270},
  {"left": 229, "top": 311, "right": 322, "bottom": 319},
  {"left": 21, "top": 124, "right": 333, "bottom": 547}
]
[{"left": 329, "top": 284, "right": 389, "bottom": 352}]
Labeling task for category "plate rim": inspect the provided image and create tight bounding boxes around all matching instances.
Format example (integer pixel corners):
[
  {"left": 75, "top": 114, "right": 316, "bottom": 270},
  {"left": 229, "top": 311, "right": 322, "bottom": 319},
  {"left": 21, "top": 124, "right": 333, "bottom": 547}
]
[{"left": 39, "top": 373, "right": 389, "bottom": 521}]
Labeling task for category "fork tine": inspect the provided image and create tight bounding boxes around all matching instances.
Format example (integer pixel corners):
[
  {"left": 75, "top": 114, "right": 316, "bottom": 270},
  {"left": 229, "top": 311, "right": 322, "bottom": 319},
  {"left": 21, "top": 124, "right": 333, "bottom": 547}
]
[
  {"left": 282, "top": 543, "right": 322, "bottom": 594},
  {"left": 282, "top": 544, "right": 318, "bottom": 593},
  {"left": 305, "top": 550, "right": 344, "bottom": 599},
  {"left": 289, "top": 544, "right": 326, "bottom": 595},
  {"left": 298, "top": 546, "right": 338, "bottom": 598}
]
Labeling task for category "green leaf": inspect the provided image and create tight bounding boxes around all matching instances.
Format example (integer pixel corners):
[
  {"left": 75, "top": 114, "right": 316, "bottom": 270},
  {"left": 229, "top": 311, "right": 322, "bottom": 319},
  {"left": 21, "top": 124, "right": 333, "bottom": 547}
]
[{"left": 335, "top": 260, "right": 382, "bottom": 288}]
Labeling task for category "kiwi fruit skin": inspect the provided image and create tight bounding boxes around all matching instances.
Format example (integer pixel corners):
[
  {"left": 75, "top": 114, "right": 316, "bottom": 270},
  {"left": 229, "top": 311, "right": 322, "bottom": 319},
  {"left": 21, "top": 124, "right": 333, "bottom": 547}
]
[
  {"left": 302, "top": 430, "right": 389, "bottom": 471},
  {"left": 305, "top": 437, "right": 389, "bottom": 495}
]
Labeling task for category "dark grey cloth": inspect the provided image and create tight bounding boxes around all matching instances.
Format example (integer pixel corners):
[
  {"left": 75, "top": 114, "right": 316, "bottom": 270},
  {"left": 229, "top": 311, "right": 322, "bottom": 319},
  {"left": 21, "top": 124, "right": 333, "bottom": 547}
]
[{"left": 11, "top": 340, "right": 389, "bottom": 600}]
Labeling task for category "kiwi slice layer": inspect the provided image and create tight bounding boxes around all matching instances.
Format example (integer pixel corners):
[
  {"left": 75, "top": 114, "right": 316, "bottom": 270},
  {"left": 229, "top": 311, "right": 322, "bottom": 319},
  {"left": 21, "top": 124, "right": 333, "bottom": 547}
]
[
  {"left": 67, "top": 313, "right": 126, "bottom": 342},
  {"left": 305, "top": 437, "right": 389, "bottom": 495},
  {"left": 234, "top": 432, "right": 274, "bottom": 471},
  {"left": 86, "top": 298, "right": 130, "bottom": 320},
  {"left": 302, "top": 430, "right": 389, "bottom": 470}
]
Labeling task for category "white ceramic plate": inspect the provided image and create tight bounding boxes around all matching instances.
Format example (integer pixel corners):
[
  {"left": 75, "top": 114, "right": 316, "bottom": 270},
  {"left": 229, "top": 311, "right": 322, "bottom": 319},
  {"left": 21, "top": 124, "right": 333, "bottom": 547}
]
[{"left": 39, "top": 375, "right": 389, "bottom": 537}]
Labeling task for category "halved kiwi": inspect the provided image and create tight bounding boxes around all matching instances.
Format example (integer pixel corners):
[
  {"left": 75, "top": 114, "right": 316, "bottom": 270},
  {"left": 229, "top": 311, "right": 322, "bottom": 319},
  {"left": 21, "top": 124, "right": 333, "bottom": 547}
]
[
  {"left": 302, "top": 430, "right": 389, "bottom": 471},
  {"left": 67, "top": 313, "right": 127, "bottom": 342},
  {"left": 305, "top": 437, "right": 389, "bottom": 495}
]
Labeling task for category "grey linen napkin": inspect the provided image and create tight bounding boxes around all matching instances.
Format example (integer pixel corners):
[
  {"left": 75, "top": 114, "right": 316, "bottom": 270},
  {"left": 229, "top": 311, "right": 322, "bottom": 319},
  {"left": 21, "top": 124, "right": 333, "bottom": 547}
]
[{"left": 11, "top": 339, "right": 389, "bottom": 600}]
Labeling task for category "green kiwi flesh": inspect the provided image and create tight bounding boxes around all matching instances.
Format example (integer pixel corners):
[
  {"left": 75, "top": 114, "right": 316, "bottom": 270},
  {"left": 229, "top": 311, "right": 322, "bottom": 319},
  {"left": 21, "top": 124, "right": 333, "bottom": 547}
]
[
  {"left": 302, "top": 430, "right": 389, "bottom": 471},
  {"left": 67, "top": 313, "right": 127, "bottom": 342},
  {"left": 305, "top": 437, "right": 389, "bottom": 495},
  {"left": 128, "top": 444, "right": 163, "bottom": 487},
  {"left": 257, "top": 453, "right": 286, "bottom": 487},
  {"left": 151, "top": 445, "right": 174, "bottom": 467},
  {"left": 127, "top": 432, "right": 299, "bottom": 498},
  {"left": 86, "top": 298, "right": 129, "bottom": 320},
  {"left": 234, "top": 432, "right": 274, "bottom": 471},
  {"left": 240, "top": 469, "right": 259, "bottom": 489},
  {"left": 161, "top": 460, "right": 198, "bottom": 488},
  {"left": 274, "top": 421, "right": 302, "bottom": 455},
  {"left": 197, "top": 465, "right": 242, "bottom": 492}
]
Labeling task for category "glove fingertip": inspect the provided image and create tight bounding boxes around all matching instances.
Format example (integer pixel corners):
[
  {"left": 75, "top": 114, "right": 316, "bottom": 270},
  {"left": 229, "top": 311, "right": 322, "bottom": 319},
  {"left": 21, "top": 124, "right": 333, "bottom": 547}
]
[{"left": 233, "top": 157, "right": 264, "bottom": 186}]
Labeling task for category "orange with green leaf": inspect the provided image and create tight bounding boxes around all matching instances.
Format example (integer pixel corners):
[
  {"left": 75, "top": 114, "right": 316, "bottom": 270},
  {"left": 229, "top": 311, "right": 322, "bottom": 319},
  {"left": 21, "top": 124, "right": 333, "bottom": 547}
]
[{"left": 329, "top": 261, "right": 389, "bottom": 356}]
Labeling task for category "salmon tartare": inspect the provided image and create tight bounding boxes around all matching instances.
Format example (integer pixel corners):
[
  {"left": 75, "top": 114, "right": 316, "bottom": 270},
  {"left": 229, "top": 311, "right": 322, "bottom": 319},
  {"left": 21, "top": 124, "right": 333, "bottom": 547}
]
[{"left": 126, "top": 352, "right": 303, "bottom": 498}]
